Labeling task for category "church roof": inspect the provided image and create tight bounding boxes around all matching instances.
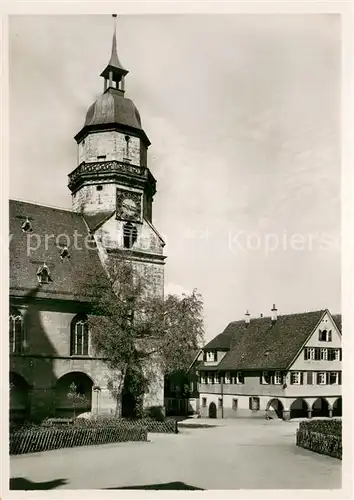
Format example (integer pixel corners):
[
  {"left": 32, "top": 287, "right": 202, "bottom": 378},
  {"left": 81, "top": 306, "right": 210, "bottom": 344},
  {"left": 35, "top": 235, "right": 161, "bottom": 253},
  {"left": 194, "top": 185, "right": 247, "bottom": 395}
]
[
  {"left": 199, "top": 310, "right": 341, "bottom": 371},
  {"left": 10, "top": 200, "right": 106, "bottom": 302}
]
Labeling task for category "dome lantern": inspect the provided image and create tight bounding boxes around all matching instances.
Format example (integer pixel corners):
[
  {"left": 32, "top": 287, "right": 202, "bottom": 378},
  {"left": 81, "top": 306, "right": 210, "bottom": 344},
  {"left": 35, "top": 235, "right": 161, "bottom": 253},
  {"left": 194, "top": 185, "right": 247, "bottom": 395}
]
[{"left": 100, "top": 14, "right": 129, "bottom": 93}]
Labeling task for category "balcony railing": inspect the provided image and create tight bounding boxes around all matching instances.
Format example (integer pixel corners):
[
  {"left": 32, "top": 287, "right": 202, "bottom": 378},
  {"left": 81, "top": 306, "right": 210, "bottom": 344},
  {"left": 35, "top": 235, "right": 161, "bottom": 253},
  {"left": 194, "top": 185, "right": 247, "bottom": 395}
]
[{"left": 68, "top": 161, "right": 148, "bottom": 188}]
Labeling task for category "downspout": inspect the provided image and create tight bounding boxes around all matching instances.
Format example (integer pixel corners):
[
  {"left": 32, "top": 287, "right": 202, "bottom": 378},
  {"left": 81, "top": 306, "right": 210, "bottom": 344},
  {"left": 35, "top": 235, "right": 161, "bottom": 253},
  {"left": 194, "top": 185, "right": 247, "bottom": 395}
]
[{"left": 220, "top": 372, "right": 224, "bottom": 419}]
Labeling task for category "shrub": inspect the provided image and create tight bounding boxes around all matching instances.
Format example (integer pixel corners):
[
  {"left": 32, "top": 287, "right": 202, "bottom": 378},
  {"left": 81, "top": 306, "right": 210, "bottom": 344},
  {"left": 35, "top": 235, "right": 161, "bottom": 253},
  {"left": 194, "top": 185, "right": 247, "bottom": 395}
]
[
  {"left": 296, "top": 419, "right": 342, "bottom": 460},
  {"left": 299, "top": 419, "right": 342, "bottom": 437}
]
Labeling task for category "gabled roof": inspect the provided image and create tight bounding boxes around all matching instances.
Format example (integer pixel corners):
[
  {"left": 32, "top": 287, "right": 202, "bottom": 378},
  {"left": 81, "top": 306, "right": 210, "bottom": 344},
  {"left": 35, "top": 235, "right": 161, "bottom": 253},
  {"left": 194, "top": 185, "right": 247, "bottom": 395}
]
[
  {"left": 10, "top": 200, "right": 106, "bottom": 302},
  {"left": 200, "top": 310, "right": 341, "bottom": 371},
  {"left": 332, "top": 314, "right": 342, "bottom": 333}
]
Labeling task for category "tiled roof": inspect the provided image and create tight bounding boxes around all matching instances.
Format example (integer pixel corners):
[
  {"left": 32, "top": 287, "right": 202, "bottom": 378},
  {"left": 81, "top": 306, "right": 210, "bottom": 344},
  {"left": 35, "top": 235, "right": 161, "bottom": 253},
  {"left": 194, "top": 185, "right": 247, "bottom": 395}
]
[
  {"left": 332, "top": 314, "right": 342, "bottom": 333},
  {"left": 10, "top": 200, "right": 106, "bottom": 302},
  {"left": 82, "top": 211, "right": 116, "bottom": 232},
  {"left": 200, "top": 310, "right": 339, "bottom": 371}
]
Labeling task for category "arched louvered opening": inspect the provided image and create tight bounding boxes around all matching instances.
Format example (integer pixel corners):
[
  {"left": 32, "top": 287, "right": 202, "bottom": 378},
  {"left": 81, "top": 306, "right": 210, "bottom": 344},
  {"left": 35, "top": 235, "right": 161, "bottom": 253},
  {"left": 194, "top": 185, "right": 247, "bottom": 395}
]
[{"left": 123, "top": 222, "right": 138, "bottom": 249}]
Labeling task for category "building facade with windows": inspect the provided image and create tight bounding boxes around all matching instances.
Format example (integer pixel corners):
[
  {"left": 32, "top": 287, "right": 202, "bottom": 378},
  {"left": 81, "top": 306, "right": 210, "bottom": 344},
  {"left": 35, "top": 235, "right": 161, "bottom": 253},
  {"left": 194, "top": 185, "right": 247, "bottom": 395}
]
[
  {"left": 195, "top": 307, "right": 342, "bottom": 420},
  {"left": 9, "top": 21, "right": 166, "bottom": 421}
]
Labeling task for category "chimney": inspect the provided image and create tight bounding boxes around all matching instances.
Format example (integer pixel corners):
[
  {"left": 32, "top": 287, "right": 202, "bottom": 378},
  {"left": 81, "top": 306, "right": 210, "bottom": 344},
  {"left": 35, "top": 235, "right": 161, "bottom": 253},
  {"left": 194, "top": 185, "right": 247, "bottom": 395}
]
[
  {"left": 245, "top": 310, "right": 250, "bottom": 325},
  {"left": 271, "top": 304, "right": 278, "bottom": 324}
]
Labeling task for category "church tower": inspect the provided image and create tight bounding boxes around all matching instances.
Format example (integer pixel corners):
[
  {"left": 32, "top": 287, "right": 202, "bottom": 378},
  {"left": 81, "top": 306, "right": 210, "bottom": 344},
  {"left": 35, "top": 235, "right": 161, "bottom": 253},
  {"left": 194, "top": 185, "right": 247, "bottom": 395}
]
[{"left": 68, "top": 15, "right": 165, "bottom": 298}]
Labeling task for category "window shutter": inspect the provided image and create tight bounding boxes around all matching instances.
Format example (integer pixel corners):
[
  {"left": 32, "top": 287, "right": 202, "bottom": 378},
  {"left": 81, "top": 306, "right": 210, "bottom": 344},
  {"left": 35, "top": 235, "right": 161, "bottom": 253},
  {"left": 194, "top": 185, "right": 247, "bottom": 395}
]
[
  {"left": 300, "top": 372, "right": 304, "bottom": 385},
  {"left": 328, "top": 349, "right": 333, "bottom": 361},
  {"left": 316, "top": 373, "right": 320, "bottom": 384},
  {"left": 315, "top": 348, "right": 320, "bottom": 360},
  {"left": 307, "top": 372, "right": 313, "bottom": 385},
  {"left": 326, "top": 372, "right": 330, "bottom": 385},
  {"left": 328, "top": 330, "right": 332, "bottom": 341},
  {"left": 249, "top": 397, "right": 252, "bottom": 410},
  {"left": 340, "top": 349, "right": 342, "bottom": 361},
  {"left": 339, "top": 372, "right": 342, "bottom": 385},
  {"left": 304, "top": 349, "right": 308, "bottom": 360},
  {"left": 318, "top": 330, "right": 322, "bottom": 341}
]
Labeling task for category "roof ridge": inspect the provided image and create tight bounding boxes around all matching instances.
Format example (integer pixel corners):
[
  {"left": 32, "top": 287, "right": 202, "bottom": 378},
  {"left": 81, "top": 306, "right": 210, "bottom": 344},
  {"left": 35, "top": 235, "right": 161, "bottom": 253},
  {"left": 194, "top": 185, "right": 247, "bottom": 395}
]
[{"left": 10, "top": 198, "right": 74, "bottom": 213}]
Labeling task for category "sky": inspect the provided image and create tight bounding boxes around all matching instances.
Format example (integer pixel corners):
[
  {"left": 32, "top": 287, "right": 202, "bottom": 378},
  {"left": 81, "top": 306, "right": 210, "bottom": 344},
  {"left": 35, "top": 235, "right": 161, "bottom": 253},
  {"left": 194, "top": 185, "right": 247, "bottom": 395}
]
[{"left": 9, "top": 14, "right": 341, "bottom": 341}]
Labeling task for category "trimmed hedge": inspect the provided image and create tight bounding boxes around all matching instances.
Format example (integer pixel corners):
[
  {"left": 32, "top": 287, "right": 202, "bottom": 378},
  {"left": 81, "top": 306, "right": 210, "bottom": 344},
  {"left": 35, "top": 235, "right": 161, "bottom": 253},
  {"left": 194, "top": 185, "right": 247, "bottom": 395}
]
[
  {"left": 296, "top": 419, "right": 342, "bottom": 460},
  {"left": 10, "top": 424, "right": 147, "bottom": 455}
]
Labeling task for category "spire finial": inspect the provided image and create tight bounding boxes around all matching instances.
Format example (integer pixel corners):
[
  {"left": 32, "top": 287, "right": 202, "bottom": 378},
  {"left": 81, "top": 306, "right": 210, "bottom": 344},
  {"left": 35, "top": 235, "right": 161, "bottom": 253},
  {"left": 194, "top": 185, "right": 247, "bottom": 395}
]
[{"left": 100, "top": 13, "right": 129, "bottom": 88}]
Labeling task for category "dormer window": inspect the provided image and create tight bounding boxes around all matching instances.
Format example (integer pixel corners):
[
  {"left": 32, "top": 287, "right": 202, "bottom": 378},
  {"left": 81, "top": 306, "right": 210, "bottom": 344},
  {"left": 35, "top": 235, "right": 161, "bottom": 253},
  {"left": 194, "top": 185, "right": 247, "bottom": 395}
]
[
  {"left": 37, "top": 263, "right": 52, "bottom": 284},
  {"left": 262, "top": 371, "right": 270, "bottom": 385},
  {"left": 21, "top": 218, "right": 33, "bottom": 233},
  {"left": 60, "top": 246, "right": 70, "bottom": 260},
  {"left": 123, "top": 222, "right": 138, "bottom": 249}
]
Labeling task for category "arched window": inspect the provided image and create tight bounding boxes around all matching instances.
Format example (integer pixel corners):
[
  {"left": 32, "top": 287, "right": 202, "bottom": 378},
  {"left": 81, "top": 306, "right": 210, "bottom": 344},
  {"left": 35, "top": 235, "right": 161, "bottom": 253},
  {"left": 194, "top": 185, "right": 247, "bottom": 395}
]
[
  {"left": 70, "top": 315, "right": 89, "bottom": 356},
  {"left": 123, "top": 222, "right": 138, "bottom": 249},
  {"left": 9, "top": 309, "right": 24, "bottom": 354}
]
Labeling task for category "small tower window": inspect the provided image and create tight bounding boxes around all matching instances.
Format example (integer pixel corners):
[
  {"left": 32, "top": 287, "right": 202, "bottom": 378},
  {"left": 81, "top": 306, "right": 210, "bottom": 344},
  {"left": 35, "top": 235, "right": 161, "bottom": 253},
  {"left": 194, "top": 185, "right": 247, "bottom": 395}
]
[
  {"left": 21, "top": 218, "right": 33, "bottom": 233},
  {"left": 124, "top": 135, "right": 131, "bottom": 159},
  {"left": 36, "top": 263, "right": 52, "bottom": 285},
  {"left": 123, "top": 222, "right": 137, "bottom": 249},
  {"left": 96, "top": 185, "right": 103, "bottom": 204},
  {"left": 97, "top": 155, "right": 106, "bottom": 161}
]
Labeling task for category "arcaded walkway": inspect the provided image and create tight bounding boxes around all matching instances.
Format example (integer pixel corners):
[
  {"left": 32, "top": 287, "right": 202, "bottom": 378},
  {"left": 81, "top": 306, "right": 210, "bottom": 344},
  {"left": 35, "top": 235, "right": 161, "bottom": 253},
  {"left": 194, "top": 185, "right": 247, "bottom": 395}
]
[{"left": 10, "top": 419, "right": 341, "bottom": 490}]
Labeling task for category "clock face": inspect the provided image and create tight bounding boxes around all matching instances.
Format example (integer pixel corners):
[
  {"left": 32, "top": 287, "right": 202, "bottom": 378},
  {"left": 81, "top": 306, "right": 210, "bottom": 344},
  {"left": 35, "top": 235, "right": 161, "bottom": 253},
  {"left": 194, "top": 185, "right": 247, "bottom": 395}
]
[
  {"left": 121, "top": 198, "right": 137, "bottom": 217},
  {"left": 116, "top": 189, "right": 141, "bottom": 222}
]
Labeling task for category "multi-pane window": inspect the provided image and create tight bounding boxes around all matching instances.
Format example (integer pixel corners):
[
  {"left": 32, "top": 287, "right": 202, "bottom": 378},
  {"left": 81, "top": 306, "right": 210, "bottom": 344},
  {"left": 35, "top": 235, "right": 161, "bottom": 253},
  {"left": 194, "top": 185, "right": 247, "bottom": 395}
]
[
  {"left": 320, "top": 348, "right": 328, "bottom": 360},
  {"left": 330, "top": 372, "right": 339, "bottom": 385},
  {"left": 333, "top": 349, "right": 340, "bottom": 361},
  {"left": 214, "top": 373, "right": 220, "bottom": 384},
  {"left": 318, "top": 329, "right": 332, "bottom": 342},
  {"left": 207, "top": 373, "right": 214, "bottom": 385},
  {"left": 249, "top": 397, "right": 260, "bottom": 411},
  {"left": 200, "top": 373, "right": 206, "bottom": 384},
  {"left": 290, "top": 372, "right": 302, "bottom": 385},
  {"left": 205, "top": 351, "right": 218, "bottom": 362},
  {"left": 232, "top": 398, "right": 238, "bottom": 411},
  {"left": 71, "top": 315, "right": 89, "bottom": 356},
  {"left": 9, "top": 310, "right": 24, "bottom": 354},
  {"left": 316, "top": 372, "right": 326, "bottom": 385},
  {"left": 224, "top": 372, "right": 231, "bottom": 384},
  {"left": 236, "top": 372, "right": 244, "bottom": 384},
  {"left": 274, "top": 371, "right": 282, "bottom": 385},
  {"left": 262, "top": 371, "right": 270, "bottom": 385},
  {"left": 305, "top": 348, "right": 315, "bottom": 360}
]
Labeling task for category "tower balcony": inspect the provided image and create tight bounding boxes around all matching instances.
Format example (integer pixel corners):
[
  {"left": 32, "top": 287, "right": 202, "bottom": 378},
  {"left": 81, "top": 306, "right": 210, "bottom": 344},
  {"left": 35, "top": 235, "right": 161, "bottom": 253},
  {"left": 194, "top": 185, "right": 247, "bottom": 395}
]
[{"left": 68, "top": 160, "right": 155, "bottom": 194}]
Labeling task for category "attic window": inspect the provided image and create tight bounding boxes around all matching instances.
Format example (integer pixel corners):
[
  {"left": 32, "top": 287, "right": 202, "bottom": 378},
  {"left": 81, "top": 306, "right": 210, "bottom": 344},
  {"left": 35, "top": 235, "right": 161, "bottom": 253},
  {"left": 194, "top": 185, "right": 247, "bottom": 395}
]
[
  {"left": 60, "top": 246, "right": 71, "bottom": 260},
  {"left": 21, "top": 218, "right": 33, "bottom": 233},
  {"left": 37, "top": 263, "right": 52, "bottom": 285},
  {"left": 97, "top": 155, "right": 106, "bottom": 161},
  {"left": 96, "top": 185, "right": 103, "bottom": 191}
]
